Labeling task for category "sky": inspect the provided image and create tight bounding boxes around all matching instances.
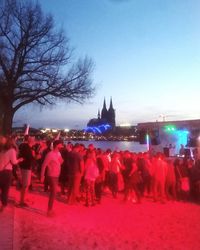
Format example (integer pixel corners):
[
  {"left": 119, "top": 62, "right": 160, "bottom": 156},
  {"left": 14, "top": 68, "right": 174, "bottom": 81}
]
[{"left": 14, "top": 0, "right": 200, "bottom": 129}]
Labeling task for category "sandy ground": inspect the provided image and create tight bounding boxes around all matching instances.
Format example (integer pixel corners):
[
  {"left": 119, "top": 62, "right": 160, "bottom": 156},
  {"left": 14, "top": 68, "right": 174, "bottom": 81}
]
[{"left": 6, "top": 183, "right": 200, "bottom": 250}]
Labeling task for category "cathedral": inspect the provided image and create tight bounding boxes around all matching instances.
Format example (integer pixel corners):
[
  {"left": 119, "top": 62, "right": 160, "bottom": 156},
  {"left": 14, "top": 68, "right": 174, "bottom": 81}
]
[{"left": 86, "top": 98, "right": 116, "bottom": 133}]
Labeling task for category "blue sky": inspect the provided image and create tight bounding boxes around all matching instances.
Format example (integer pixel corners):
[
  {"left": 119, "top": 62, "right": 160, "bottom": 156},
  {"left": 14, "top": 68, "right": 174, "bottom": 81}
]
[{"left": 14, "top": 0, "right": 200, "bottom": 129}]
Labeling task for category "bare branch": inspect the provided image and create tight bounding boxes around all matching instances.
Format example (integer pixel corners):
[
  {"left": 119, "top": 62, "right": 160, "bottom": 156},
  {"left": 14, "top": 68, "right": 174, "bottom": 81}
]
[{"left": 0, "top": 0, "right": 95, "bottom": 134}]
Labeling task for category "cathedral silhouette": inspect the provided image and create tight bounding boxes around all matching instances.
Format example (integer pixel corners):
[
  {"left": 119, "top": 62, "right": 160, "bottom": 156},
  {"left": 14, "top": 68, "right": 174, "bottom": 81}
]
[{"left": 86, "top": 97, "right": 116, "bottom": 134}]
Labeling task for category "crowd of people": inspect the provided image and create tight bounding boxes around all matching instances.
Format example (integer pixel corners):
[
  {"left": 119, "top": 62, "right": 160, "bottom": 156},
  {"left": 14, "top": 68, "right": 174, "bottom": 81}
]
[{"left": 0, "top": 134, "right": 200, "bottom": 216}]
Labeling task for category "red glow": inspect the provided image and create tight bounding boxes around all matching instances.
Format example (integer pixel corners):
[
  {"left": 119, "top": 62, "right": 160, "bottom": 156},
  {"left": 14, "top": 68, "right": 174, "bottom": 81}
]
[{"left": 5, "top": 185, "right": 200, "bottom": 250}]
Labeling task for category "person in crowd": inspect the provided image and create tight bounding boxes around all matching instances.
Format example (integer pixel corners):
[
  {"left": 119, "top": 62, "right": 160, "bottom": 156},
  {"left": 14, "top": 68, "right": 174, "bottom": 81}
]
[
  {"left": 88, "top": 143, "right": 95, "bottom": 152},
  {"left": 40, "top": 140, "right": 52, "bottom": 192},
  {"left": 40, "top": 140, "right": 63, "bottom": 217},
  {"left": 67, "top": 144, "right": 84, "bottom": 205},
  {"left": 78, "top": 144, "right": 87, "bottom": 198},
  {"left": 190, "top": 155, "right": 200, "bottom": 201},
  {"left": 95, "top": 149, "right": 106, "bottom": 204},
  {"left": 0, "top": 136, "right": 23, "bottom": 212},
  {"left": 34, "top": 140, "right": 48, "bottom": 178},
  {"left": 59, "top": 142, "right": 72, "bottom": 195},
  {"left": 18, "top": 135, "right": 36, "bottom": 207},
  {"left": 129, "top": 153, "right": 143, "bottom": 203},
  {"left": 3, "top": 132, "right": 200, "bottom": 213},
  {"left": 174, "top": 157, "right": 190, "bottom": 201},
  {"left": 122, "top": 151, "right": 134, "bottom": 202},
  {"left": 109, "top": 152, "right": 124, "bottom": 198},
  {"left": 137, "top": 152, "right": 151, "bottom": 197},
  {"left": 84, "top": 150, "right": 99, "bottom": 206},
  {"left": 165, "top": 159, "right": 177, "bottom": 201},
  {"left": 142, "top": 152, "right": 154, "bottom": 197},
  {"left": 9, "top": 134, "right": 20, "bottom": 185},
  {"left": 179, "top": 144, "right": 185, "bottom": 156},
  {"left": 102, "top": 149, "right": 112, "bottom": 192},
  {"left": 152, "top": 153, "right": 168, "bottom": 203}
]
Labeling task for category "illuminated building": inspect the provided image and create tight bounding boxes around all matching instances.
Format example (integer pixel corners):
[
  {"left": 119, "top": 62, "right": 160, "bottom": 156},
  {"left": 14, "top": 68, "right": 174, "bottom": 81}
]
[
  {"left": 86, "top": 97, "right": 116, "bottom": 134},
  {"left": 137, "top": 119, "right": 200, "bottom": 155}
]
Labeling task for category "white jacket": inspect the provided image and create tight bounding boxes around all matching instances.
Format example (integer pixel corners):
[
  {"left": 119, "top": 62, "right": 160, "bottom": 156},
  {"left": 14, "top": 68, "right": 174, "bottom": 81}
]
[
  {"left": 41, "top": 150, "right": 63, "bottom": 178},
  {"left": 0, "top": 148, "right": 18, "bottom": 171}
]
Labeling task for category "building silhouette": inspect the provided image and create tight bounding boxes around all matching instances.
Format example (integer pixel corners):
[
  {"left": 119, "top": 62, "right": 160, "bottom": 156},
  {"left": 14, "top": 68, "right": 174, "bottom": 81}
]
[{"left": 87, "top": 97, "right": 116, "bottom": 133}]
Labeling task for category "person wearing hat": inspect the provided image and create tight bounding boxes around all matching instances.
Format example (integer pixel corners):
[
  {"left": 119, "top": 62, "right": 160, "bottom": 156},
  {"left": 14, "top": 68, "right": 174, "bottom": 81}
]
[{"left": 41, "top": 140, "right": 63, "bottom": 217}]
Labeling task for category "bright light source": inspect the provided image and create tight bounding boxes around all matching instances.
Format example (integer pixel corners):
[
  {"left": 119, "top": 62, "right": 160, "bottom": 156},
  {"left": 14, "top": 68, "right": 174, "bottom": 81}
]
[
  {"left": 146, "top": 134, "right": 150, "bottom": 151},
  {"left": 176, "top": 129, "right": 189, "bottom": 149},
  {"left": 85, "top": 123, "right": 111, "bottom": 134},
  {"left": 119, "top": 123, "right": 131, "bottom": 127},
  {"left": 52, "top": 129, "right": 58, "bottom": 133},
  {"left": 64, "top": 128, "right": 69, "bottom": 132},
  {"left": 164, "top": 125, "right": 176, "bottom": 133}
]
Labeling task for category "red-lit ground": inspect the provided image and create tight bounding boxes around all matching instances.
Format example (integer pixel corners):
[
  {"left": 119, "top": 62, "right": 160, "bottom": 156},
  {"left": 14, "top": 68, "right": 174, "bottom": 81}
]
[{"left": 7, "top": 184, "right": 200, "bottom": 250}]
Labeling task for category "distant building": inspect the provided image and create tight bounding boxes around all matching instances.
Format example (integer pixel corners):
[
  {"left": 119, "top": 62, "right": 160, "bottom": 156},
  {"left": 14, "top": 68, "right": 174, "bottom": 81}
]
[
  {"left": 137, "top": 119, "right": 200, "bottom": 156},
  {"left": 86, "top": 97, "right": 116, "bottom": 134}
]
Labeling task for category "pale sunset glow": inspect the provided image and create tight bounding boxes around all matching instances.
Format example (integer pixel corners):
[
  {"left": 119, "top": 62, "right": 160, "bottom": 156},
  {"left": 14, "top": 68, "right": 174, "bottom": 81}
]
[{"left": 13, "top": 0, "right": 200, "bottom": 129}]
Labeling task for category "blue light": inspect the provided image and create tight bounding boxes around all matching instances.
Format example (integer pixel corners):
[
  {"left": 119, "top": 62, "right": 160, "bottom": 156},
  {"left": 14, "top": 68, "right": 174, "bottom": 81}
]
[
  {"left": 95, "top": 127, "right": 102, "bottom": 134},
  {"left": 85, "top": 123, "right": 112, "bottom": 134},
  {"left": 146, "top": 134, "right": 150, "bottom": 151},
  {"left": 176, "top": 129, "right": 189, "bottom": 148},
  {"left": 99, "top": 125, "right": 106, "bottom": 132}
]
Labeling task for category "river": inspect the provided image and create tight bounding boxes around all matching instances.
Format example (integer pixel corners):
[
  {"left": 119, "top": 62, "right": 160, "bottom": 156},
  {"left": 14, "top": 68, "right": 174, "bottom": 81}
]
[{"left": 67, "top": 140, "right": 148, "bottom": 152}]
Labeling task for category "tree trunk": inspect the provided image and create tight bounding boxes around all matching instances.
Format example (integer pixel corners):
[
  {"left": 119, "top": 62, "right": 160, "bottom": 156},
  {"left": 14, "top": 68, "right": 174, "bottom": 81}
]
[{"left": 2, "top": 106, "right": 14, "bottom": 135}]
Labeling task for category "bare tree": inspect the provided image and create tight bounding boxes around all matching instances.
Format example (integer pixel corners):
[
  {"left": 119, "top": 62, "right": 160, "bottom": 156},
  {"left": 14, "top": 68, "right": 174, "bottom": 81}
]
[{"left": 0, "top": 0, "right": 95, "bottom": 134}]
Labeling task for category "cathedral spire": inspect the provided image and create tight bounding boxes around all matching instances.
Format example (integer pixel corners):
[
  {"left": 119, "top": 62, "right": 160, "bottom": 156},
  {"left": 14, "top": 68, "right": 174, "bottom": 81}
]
[
  {"left": 103, "top": 97, "right": 107, "bottom": 110},
  {"left": 108, "top": 97, "right": 116, "bottom": 128},
  {"left": 97, "top": 109, "right": 100, "bottom": 119},
  {"left": 101, "top": 97, "right": 108, "bottom": 120},
  {"left": 109, "top": 97, "right": 114, "bottom": 111}
]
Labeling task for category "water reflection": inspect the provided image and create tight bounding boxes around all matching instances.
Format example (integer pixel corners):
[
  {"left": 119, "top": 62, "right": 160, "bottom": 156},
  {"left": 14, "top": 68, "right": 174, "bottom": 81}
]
[{"left": 65, "top": 140, "right": 148, "bottom": 152}]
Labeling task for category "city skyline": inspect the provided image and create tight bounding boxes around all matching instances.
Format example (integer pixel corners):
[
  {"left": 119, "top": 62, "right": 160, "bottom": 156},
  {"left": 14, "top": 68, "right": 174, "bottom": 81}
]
[{"left": 14, "top": 0, "right": 200, "bottom": 129}]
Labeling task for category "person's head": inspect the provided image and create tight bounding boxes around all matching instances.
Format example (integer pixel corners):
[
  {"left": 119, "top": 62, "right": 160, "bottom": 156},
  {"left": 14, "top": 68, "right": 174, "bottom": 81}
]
[
  {"left": 28, "top": 136, "right": 35, "bottom": 147},
  {"left": 124, "top": 150, "right": 131, "bottom": 158},
  {"left": 53, "top": 140, "right": 63, "bottom": 150},
  {"left": 106, "top": 149, "right": 111, "bottom": 155},
  {"left": 4, "top": 136, "right": 16, "bottom": 151},
  {"left": 24, "top": 135, "right": 29, "bottom": 142},
  {"left": 0, "top": 135, "right": 7, "bottom": 152},
  {"left": 65, "top": 142, "right": 72, "bottom": 152},
  {"left": 86, "top": 150, "right": 96, "bottom": 161},
  {"left": 11, "top": 134, "right": 18, "bottom": 142},
  {"left": 96, "top": 148, "right": 102, "bottom": 156},
  {"left": 156, "top": 152, "right": 164, "bottom": 160},
  {"left": 73, "top": 143, "right": 81, "bottom": 152},
  {"left": 88, "top": 143, "right": 94, "bottom": 151},
  {"left": 79, "top": 144, "right": 86, "bottom": 152},
  {"left": 112, "top": 152, "right": 120, "bottom": 160}
]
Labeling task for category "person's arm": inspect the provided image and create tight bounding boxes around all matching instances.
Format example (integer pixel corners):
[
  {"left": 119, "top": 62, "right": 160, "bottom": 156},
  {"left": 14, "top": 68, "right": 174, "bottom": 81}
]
[
  {"left": 40, "top": 153, "right": 50, "bottom": 182},
  {"left": 118, "top": 159, "right": 125, "bottom": 170},
  {"left": 80, "top": 159, "right": 85, "bottom": 175},
  {"left": 9, "top": 148, "right": 23, "bottom": 165},
  {"left": 129, "top": 162, "right": 138, "bottom": 176},
  {"left": 58, "top": 152, "right": 64, "bottom": 165}
]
